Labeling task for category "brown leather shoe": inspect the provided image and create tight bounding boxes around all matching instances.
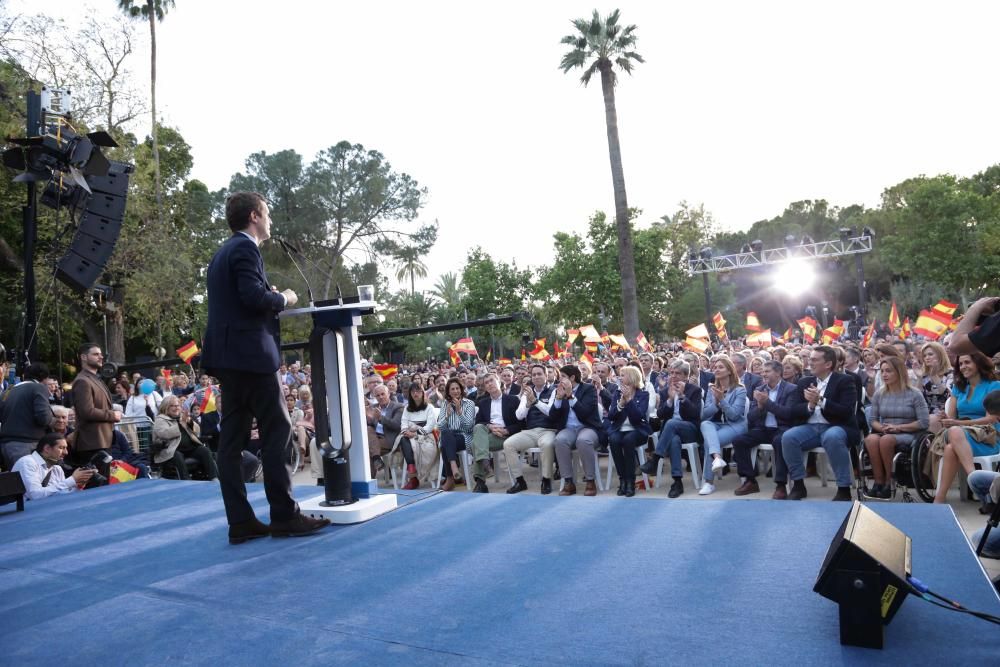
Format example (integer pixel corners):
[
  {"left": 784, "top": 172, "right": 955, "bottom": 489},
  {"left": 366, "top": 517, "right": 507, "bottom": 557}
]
[
  {"left": 228, "top": 517, "right": 270, "bottom": 545},
  {"left": 772, "top": 483, "right": 787, "bottom": 500},
  {"left": 441, "top": 476, "right": 456, "bottom": 492},
  {"left": 584, "top": 479, "right": 597, "bottom": 496},
  {"left": 559, "top": 480, "right": 577, "bottom": 496},
  {"left": 402, "top": 476, "right": 420, "bottom": 490},
  {"left": 734, "top": 479, "right": 760, "bottom": 496},
  {"left": 270, "top": 513, "right": 331, "bottom": 538}
]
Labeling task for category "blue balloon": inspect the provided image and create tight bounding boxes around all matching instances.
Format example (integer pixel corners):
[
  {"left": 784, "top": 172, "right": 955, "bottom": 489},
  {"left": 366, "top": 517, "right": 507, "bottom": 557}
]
[{"left": 139, "top": 379, "right": 156, "bottom": 395}]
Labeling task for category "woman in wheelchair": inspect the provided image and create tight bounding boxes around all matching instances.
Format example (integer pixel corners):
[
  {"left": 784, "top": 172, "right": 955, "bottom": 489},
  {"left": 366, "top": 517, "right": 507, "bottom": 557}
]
[
  {"left": 934, "top": 352, "right": 1000, "bottom": 503},
  {"left": 864, "top": 356, "right": 929, "bottom": 498},
  {"left": 152, "top": 395, "right": 218, "bottom": 480}
]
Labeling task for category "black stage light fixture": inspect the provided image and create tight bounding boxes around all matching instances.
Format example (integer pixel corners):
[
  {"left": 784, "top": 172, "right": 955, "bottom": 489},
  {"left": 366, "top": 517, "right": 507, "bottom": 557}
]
[
  {"left": 862, "top": 226, "right": 876, "bottom": 240},
  {"left": 699, "top": 246, "right": 713, "bottom": 259},
  {"left": 814, "top": 501, "right": 912, "bottom": 649},
  {"left": 740, "top": 243, "right": 752, "bottom": 254},
  {"left": 750, "top": 239, "right": 764, "bottom": 253},
  {"left": 800, "top": 235, "right": 815, "bottom": 246},
  {"left": 3, "top": 126, "right": 117, "bottom": 192},
  {"left": 839, "top": 227, "right": 854, "bottom": 242}
]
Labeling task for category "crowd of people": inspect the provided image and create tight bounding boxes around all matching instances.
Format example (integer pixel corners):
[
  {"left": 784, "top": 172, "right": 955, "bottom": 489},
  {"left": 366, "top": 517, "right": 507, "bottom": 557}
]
[{"left": 3, "top": 303, "right": 1000, "bottom": 557}]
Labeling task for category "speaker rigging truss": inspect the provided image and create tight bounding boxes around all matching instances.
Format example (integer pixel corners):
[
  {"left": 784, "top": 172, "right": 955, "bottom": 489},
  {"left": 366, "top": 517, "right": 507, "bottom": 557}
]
[{"left": 689, "top": 234, "right": 873, "bottom": 274}]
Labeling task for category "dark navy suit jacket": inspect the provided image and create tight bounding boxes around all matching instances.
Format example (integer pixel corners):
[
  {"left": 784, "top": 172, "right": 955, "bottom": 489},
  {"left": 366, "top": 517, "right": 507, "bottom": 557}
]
[
  {"left": 748, "top": 379, "right": 798, "bottom": 430},
  {"left": 789, "top": 372, "right": 861, "bottom": 443},
  {"left": 202, "top": 234, "right": 286, "bottom": 374},
  {"left": 475, "top": 393, "right": 523, "bottom": 435},
  {"left": 608, "top": 389, "right": 652, "bottom": 437},
  {"left": 550, "top": 382, "right": 602, "bottom": 432}
]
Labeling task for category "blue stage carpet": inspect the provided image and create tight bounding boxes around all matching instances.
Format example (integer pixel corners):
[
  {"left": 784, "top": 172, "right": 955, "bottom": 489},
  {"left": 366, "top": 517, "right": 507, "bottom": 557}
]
[{"left": 1, "top": 479, "right": 998, "bottom": 665}]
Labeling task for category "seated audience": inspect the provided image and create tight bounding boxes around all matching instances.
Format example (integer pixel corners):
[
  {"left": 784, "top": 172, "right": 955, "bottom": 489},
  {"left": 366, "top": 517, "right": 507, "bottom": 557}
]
[
  {"left": 394, "top": 382, "right": 438, "bottom": 490},
  {"left": 642, "top": 359, "right": 703, "bottom": 498},
  {"left": 607, "top": 366, "right": 651, "bottom": 497},
  {"left": 698, "top": 356, "right": 748, "bottom": 495},
  {"left": 365, "top": 384, "right": 403, "bottom": 477},
  {"left": 864, "top": 356, "right": 929, "bottom": 498},
  {"left": 470, "top": 374, "right": 523, "bottom": 492},
  {"left": 918, "top": 341, "right": 953, "bottom": 434},
  {"left": 13, "top": 433, "right": 95, "bottom": 500},
  {"left": 778, "top": 345, "right": 859, "bottom": 501},
  {"left": 730, "top": 360, "right": 798, "bottom": 497},
  {"left": 551, "top": 364, "right": 602, "bottom": 496},
  {"left": 934, "top": 353, "right": 1000, "bottom": 503},
  {"left": 503, "top": 364, "right": 559, "bottom": 494},
  {"left": 436, "top": 377, "right": 476, "bottom": 491},
  {"left": 152, "top": 395, "right": 218, "bottom": 480}
]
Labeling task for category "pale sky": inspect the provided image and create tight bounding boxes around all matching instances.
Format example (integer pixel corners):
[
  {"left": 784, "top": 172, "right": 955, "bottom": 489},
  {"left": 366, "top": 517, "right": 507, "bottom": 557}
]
[{"left": 15, "top": 1, "right": 1000, "bottom": 293}]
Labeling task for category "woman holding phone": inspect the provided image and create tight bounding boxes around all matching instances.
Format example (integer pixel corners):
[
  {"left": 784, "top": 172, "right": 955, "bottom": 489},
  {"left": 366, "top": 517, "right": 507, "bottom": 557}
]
[{"left": 436, "top": 377, "right": 476, "bottom": 491}]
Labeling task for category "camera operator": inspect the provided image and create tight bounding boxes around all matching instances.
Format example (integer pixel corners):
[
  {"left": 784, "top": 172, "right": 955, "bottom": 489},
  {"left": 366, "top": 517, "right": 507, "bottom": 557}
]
[
  {"left": 949, "top": 297, "right": 1000, "bottom": 359},
  {"left": 0, "top": 363, "right": 54, "bottom": 470},
  {"left": 12, "top": 433, "right": 94, "bottom": 500}
]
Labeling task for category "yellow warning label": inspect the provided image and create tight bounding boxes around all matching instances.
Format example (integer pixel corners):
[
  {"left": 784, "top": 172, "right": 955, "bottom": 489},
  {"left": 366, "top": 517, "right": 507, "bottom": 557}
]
[{"left": 881, "top": 584, "right": 898, "bottom": 618}]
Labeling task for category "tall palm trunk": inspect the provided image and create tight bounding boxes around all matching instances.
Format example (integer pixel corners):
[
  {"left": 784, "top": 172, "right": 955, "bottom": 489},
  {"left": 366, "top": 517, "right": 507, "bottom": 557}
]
[
  {"left": 599, "top": 64, "right": 640, "bottom": 340},
  {"left": 410, "top": 268, "right": 416, "bottom": 296},
  {"left": 147, "top": 1, "right": 163, "bottom": 224}
]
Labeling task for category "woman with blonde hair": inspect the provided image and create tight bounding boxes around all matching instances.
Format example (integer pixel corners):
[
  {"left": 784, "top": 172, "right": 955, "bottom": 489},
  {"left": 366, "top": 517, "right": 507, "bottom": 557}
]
[
  {"left": 864, "top": 356, "right": 929, "bottom": 498},
  {"left": 918, "top": 341, "right": 952, "bottom": 433},
  {"left": 698, "top": 355, "right": 748, "bottom": 495},
  {"left": 607, "top": 365, "right": 651, "bottom": 497},
  {"left": 152, "top": 394, "right": 218, "bottom": 480}
]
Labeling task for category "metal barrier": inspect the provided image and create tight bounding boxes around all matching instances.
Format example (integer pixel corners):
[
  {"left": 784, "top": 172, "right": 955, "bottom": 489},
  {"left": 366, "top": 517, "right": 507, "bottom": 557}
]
[{"left": 117, "top": 416, "right": 154, "bottom": 455}]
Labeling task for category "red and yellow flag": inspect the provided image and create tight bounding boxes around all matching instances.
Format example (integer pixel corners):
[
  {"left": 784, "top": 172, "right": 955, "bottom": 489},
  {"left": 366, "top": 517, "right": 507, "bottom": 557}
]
[
  {"left": 861, "top": 320, "right": 876, "bottom": 348},
  {"left": 565, "top": 329, "right": 580, "bottom": 347},
  {"left": 797, "top": 317, "right": 818, "bottom": 344},
  {"left": 529, "top": 338, "right": 550, "bottom": 360},
  {"left": 373, "top": 363, "right": 398, "bottom": 379},
  {"left": 498, "top": 358, "right": 512, "bottom": 366},
  {"left": 712, "top": 312, "right": 727, "bottom": 339},
  {"left": 901, "top": 317, "right": 912, "bottom": 339},
  {"left": 746, "top": 312, "right": 762, "bottom": 332},
  {"left": 888, "top": 301, "right": 901, "bottom": 330},
  {"left": 109, "top": 460, "right": 139, "bottom": 484},
  {"left": 636, "top": 331, "right": 653, "bottom": 353},
  {"left": 932, "top": 300, "right": 958, "bottom": 319},
  {"left": 609, "top": 334, "right": 631, "bottom": 351},
  {"left": 746, "top": 329, "right": 772, "bottom": 347},
  {"left": 685, "top": 323, "right": 711, "bottom": 340},
  {"left": 177, "top": 340, "right": 199, "bottom": 364},
  {"left": 579, "top": 324, "right": 602, "bottom": 342},
  {"left": 451, "top": 337, "right": 478, "bottom": 356},
  {"left": 553, "top": 340, "right": 562, "bottom": 356},
  {"left": 199, "top": 386, "right": 217, "bottom": 414},
  {"left": 781, "top": 326, "right": 793, "bottom": 343},
  {"left": 580, "top": 351, "right": 595, "bottom": 366},
  {"left": 949, "top": 314, "right": 963, "bottom": 332},
  {"left": 684, "top": 336, "right": 710, "bottom": 353},
  {"left": 449, "top": 349, "right": 461, "bottom": 366},
  {"left": 913, "top": 310, "right": 948, "bottom": 340}
]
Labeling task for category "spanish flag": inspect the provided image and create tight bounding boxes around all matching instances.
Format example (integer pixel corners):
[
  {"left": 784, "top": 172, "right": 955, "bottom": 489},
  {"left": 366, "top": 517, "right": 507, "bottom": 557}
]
[
  {"left": 861, "top": 320, "right": 876, "bottom": 348},
  {"left": 373, "top": 363, "right": 398, "bottom": 379},
  {"left": 901, "top": 317, "right": 912, "bottom": 339},
  {"left": 553, "top": 340, "right": 562, "bottom": 356},
  {"left": 199, "top": 386, "right": 217, "bottom": 413},
  {"left": 888, "top": 302, "right": 901, "bottom": 330},
  {"left": 746, "top": 312, "right": 762, "bottom": 333},
  {"left": 913, "top": 310, "right": 949, "bottom": 340},
  {"left": 177, "top": 340, "right": 199, "bottom": 364},
  {"left": 529, "top": 338, "right": 550, "bottom": 360},
  {"left": 746, "top": 329, "right": 772, "bottom": 347},
  {"left": 797, "top": 317, "right": 818, "bottom": 344},
  {"left": 781, "top": 326, "right": 793, "bottom": 343},
  {"left": 566, "top": 329, "right": 580, "bottom": 347},
  {"left": 684, "top": 336, "right": 710, "bottom": 353},
  {"left": 609, "top": 334, "right": 632, "bottom": 351},
  {"left": 449, "top": 348, "right": 461, "bottom": 366},
  {"left": 109, "top": 460, "right": 139, "bottom": 484},
  {"left": 932, "top": 300, "right": 958, "bottom": 319},
  {"left": 579, "top": 324, "right": 602, "bottom": 342},
  {"left": 636, "top": 331, "right": 653, "bottom": 353},
  {"left": 452, "top": 337, "right": 478, "bottom": 356},
  {"left": 498, "top": 358, "right": 512, "bottom": 366},
  {"left": 712, "top": 312, "right": 727, "bottom": 339},
  {"left": 685, "top": 323, "right": 711, "bottom": 340},
  {"left": 580, "top": 350, "right": 595, "bottom": 365}
]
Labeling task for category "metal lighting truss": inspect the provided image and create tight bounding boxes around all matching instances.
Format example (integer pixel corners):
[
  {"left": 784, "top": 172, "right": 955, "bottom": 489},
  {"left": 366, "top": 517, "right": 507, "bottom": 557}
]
[{"left": 688, "top": 235, "right": 873, "bottom": 274}]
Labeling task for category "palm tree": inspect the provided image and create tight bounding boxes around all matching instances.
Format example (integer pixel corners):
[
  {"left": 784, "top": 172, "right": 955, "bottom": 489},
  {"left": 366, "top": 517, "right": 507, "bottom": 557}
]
[
  {"left": 430, "top": 271, "right": 465, "bottom": 305},
  {"left": 560, "top": 9, "right": 644, "bottom": 341},
  {"left": 118, "top": 0, "right": 174, "bottom": 224},
  {"left": 392, "top": 246, "right": 428, "bottom": 295}
]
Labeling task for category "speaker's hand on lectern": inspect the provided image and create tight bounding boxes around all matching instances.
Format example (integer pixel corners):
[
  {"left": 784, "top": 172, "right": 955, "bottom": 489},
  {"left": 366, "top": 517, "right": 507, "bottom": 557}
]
[{"left": 281, "top": 289, "right": 298, "bottom": 307}]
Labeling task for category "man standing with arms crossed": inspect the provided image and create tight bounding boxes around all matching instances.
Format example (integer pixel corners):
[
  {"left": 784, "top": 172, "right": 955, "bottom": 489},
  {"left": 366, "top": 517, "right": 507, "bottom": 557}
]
[{"left": 202, "top": 192, "right": 329, "bottom": 545}]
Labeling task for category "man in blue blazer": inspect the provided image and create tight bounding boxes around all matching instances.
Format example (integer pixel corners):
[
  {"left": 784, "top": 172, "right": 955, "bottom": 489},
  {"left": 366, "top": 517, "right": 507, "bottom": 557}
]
[
  {"left": 730, "top": 360, "right": 798, "bottom": 497},
  {"left": 551, "top": 365, "right": 602, "bottom": 496},
  {"left": 777, "top": 345, "right": 860, "bottom": 501},
  {"left": 202, "top": 192, "right": 329, "bottom": 544},
  {"left": 470, "top": 374, "right": 524, "bottom": 492}
]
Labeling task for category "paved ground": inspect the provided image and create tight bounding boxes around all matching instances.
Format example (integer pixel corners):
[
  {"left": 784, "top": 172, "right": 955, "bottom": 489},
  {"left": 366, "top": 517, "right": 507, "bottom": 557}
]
[{"left": 292, "top": 452, "right": 1000, "bottom": 584}]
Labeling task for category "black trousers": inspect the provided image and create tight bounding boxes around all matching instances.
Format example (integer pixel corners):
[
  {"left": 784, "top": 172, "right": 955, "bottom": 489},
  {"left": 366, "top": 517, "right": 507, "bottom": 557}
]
[
  {"left": 398, "top": 437, "right": 415, "bottom": 465},
  {"left": 439, "top": 430, "right": 467, "bottom": 476},
  {"left": 215, "top": 370, "right": 296, "bottom": 525},
  {"left": 731, "top": 426, "right": 783, "bottom": 480},
  {"left": 609, "top": 429, "right": 647, "bottom": 482},
  {"left": 168, "top": 444, "right": 218, "bottom": 480}
]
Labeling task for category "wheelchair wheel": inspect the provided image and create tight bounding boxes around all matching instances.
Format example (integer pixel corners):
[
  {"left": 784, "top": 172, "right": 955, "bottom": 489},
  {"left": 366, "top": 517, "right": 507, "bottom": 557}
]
[
  {"left": 855, "top": 446, "right": 876, "bottom": 501},
  {"left": 911, "top": 432, "right": 937, "bottom": 503},
  {"left": 284, "top": 440, "right": 301, "bottom": 474}
]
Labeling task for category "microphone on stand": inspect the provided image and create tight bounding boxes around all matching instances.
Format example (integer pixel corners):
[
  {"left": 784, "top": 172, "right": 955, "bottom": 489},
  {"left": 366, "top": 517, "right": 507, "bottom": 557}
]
[{"left": 275, "top": 237, "right": 314, "bottom": 307}]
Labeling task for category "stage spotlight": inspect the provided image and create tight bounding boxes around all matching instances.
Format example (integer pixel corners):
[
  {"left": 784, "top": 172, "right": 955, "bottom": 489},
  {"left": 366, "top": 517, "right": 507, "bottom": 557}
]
[
  {"left": 784, "top": 234, "right": 797, "bottom": 248},
  {"left": 800, "top": 235, "right": 815, "bottom": 246},
  {"left": 839, "top": 227, "right": 853, "bottom": 242},
  {"left": 772, "top": 259, "right": 816, "bottom": 296},
  {"left": 699, "top": 246, "right": 713, "bottom": 259},
  {"left": 862, "top": 226, "right": 876, "bottom": 240},
  {"left": 740, "top": 243, "right": 752, "bottom": 254},
  {"left": 750, "top": 239, "right": 764, "bottom": 253}
]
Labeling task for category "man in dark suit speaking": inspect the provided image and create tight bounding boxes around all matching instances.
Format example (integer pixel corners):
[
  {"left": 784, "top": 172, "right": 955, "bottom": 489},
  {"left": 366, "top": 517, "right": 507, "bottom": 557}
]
[{"left": 202, "top": 192, "right": 329, "bottom": 544}]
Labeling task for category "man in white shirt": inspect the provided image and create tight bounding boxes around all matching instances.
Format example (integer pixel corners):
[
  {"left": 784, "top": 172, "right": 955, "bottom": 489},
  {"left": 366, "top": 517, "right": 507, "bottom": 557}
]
[
  {"left": 13, "top": 433, "right": 94, "bottom": 501},
  {"left": 502, "top": 364, "right": 558, "bottom": 494}
]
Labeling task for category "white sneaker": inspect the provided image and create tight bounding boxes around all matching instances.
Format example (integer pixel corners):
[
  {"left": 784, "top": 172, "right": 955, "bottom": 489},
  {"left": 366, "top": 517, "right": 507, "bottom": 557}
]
[
  {"left": 711, "top": 457, "right": 727, "bottom": 472},
  {"left": 698, "top": 482, "right": 716, "bottom": 495}
]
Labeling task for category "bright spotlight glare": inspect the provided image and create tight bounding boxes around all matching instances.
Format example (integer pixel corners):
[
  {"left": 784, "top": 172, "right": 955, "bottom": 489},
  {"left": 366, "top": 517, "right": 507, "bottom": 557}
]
[{"left": 773, "top": 259, "right": 815, "bottom": 296}]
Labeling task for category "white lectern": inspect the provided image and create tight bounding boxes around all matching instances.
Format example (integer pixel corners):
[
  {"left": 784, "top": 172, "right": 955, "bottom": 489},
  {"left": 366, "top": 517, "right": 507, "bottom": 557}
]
[{"left": 279, "top": 293, "right": 397, "bottom": 523}]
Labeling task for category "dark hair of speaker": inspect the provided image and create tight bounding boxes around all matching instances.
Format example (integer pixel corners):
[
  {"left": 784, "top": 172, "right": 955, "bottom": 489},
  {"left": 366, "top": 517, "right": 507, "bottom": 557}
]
[{"left": 225, "top": 192, "right": 266, "bottom": 232}]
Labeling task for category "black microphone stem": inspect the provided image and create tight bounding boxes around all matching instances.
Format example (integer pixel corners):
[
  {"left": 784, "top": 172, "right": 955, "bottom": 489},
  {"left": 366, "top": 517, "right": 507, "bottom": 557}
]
[{"left": 277, "top": 239, "right": 314, "bottom": 307}]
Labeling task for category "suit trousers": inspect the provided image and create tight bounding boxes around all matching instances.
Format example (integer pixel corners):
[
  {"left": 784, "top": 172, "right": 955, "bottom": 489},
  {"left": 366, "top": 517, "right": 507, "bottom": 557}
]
[
  {"left": 215, "top": 370, "right": 297, "bottom": 526},
  {"left": 731, "top": 426, "right": 781, "bottom": 480},
  {"left": 609, "top": 429, "right": 647, "bottom": 482},
  {"left": 654, "top": 419, "right": 701, "bottom": 479},
  {"left": 471, "top": 424, "right": 506, "bottom": 478},
  {"left": 780, "top": 423, "right": 852, "bottom": 487},
  {"left": 502, "top": 427, "right": 556, "bottom": 479},
  {"left": 554, "top": 427, "right": 599, "bottom": 482}
]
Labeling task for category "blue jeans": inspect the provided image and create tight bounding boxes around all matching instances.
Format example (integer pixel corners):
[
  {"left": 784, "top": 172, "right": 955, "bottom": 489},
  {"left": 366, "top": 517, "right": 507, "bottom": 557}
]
[
  {"left": 969, "top": 470, "right": 1000, "bottom": 559},
  {"left": 701, "top": 421, "right": 748, "bottom": 482},
  {"left": 654, "top": 419, "right": 701, "bottom": 478},
  {"left": 780, "top": 423, "right": 853, "bottom": 487}
]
